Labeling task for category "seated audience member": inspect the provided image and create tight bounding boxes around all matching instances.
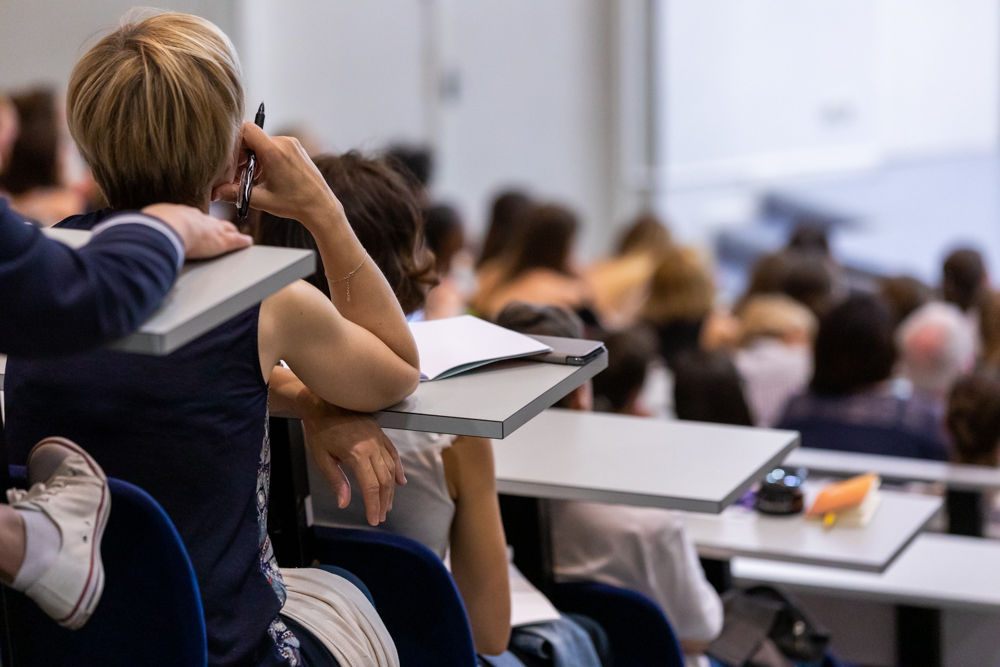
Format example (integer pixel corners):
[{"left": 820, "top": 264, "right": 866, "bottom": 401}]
[
  {"left": 5, "top": 14, "right": 420, "bottom": 666},
  {"left": 423, "top": 203, "right": 469, "bottom": 320},
  {"left": 497, "top": 303, "right": 725, "bottom": 663},
  {"left": 673, "top": 350, "right": 754, "bottom": 427},
  {"left": 777, "top": 295, "right": 949, "bottom": 460},
  {"left": 0, "top": 88, "right": 88, "bottom": 225},
  {"left": 880, "top": 275, "right": 932, "bottom": 328},
  {"left": 585, "top": 213, "right": 673, "bottom": 329},
  {"left": 474, "top": 203, "right": 594, "bottom": 322},
  {"left": 592, "top": 326, "right": 659, "bottom": 415},
  {"left": 385, "top": 143, "right": 433, "bottom": 204},
  {"left": 735, "top": 250, "right": 835, "bottom": 319},
  {"left": 641, "top": 246, "right": 715, "bottom": 370},
  {"left": 946, "top": 369, "right": 1000, "bottom": 538},
  {"left": 474, "top": 190, "right": 533, "bottom": 309},
  {"left": 942, "top": 247, "right": 988, "bottom": 353},
  {"left": 896, "top": 302, "right": 975, "bottom": 404},
  {"left": 259, "top": 163, "right": 602, "bottom": 664},
  {"left": 734, "top": 295, "right": 816, "bottom": 427}
]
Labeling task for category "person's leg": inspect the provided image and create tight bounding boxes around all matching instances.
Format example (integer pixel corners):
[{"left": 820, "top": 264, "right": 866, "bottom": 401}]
[
  {"left": 313, "top": 565, "right": 375, "bottom": 607},
  {"left": 4, "top": 437, "right": 110, "bottom": 629}
]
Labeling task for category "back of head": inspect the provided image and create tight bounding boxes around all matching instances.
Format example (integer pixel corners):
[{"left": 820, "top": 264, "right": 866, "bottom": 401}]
[
  {"left": 67, "top": 12, "right": 244, "bottom": 210},
  {"left": 385, "top": 144, "right": 434, "bottom": 187},
  {"left": 673, "top": 350, "right": 753, "bottom": 426},
  {"left": 478, "top": 190, "right": 532, "bottom": 268},
  {"left": 494, "top": 301, "right": 584, "bottom": 339},
  {"left": 942, "top": 248, "right": 986, "bottom": 312},
  {"left": 879, "top": 275, "right": 932, "bottom": 328},
  {"left": 424, "top": 203, "right": 465, "bottom": 275},
  {"left": 740, "top": 294, "right": 817, "bottom": 344},
  {"left": 811, "top": 294, "right": 896, "bottom": 396},
  {"left": 897, "top": 302, "right": 975, "bottom": 396},
  {"left": 615, "top": 213, "right": 672, "bottom": 258},
  {"left": 255, "top": 152, "right": 436, "bottom": 315},
  {"left": 787, "top": 223, "right": 830, "bottom": 257},
  {"left": 947, "top": 368, "right": 1000, "bottom": 466},
  {"left": 592, "top": 326, "right": 658, "bottom": 414},
  {"left": 504, "top": 203, "right": 578, "bottom": 280},
  {"left": 0, "top": 88, "right": 59, "bottom": 194},
  {"left": 643, "top": 246, "right": 715, "bottom": 324},
  {"left": 781, "top": 251, "right": 834, "bottom": 317}
]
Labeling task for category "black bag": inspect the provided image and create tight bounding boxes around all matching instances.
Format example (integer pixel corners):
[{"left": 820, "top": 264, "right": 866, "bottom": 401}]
[{"left": 706, "top": 585, "right": 831, "bottom": 667}]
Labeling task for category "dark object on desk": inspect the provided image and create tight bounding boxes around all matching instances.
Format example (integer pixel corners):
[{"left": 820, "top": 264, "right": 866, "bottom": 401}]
[
  {"left": 528, "top": 335, "right": 606, "bottom": 365},
  {"left": 755, "top": 467, "right": 806, "bottom": 515}
]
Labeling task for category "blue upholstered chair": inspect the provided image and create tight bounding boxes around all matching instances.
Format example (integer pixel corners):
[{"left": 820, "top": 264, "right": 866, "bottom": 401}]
[
  {"left": 2, "top": 468, "right": 206, "bottom": 667},
  {"left": 312, "top": 525, "right": 478, "bottom": 667},
  {"left": 550, "top": 581, "right": 685, "bottom": 667}
]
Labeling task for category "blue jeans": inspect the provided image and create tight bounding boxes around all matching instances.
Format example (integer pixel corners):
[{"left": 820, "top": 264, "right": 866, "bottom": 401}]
[{"left": 280, "top": 566, "right": 376, "bottom": 667}]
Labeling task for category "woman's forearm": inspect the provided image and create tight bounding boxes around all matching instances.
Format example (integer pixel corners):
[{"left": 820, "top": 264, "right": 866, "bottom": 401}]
[{"left": 301, "top": 199, "right": 420, "bottom": 370}]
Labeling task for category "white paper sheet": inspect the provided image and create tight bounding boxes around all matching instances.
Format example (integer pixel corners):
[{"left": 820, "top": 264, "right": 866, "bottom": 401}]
[
  {"left": 509, "top": 562, "right": 561, "bottom": 627},
  {"left": 410, "top": 315, "right": 551, "bottom": 381}
]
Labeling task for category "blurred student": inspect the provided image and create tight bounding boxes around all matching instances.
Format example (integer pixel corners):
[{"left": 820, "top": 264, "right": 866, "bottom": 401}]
[
  {"left": 5, "top": 14, "right": 417, "bottom": 666},
  {"left": 673, "top": 350, "right": 754, "bottom": 427},
  {"left": 942, "top": 247, "right": 988, "bottom": 353},
  {"left": 0, "top": 88, "right": 89, "bottom": 225},
  {"left": 585, "top": 213, "right": 672, "bottom": 329},
  {"left": 261, "top": 157, "right": 601, "bottom": 664},
  {"left": 592, "top": 326, "right": 659, "bottom": 415},
  {"left": 946, "top": 369, "right": 1000, "bottom": 537},
  {"left": 497, "top": 303, "right": 724, "bottom": 663},
  {"left": 423, "top": 203, "right": 469, "bottom": 320},
  {"left": 736, "top": 250, "right": 835, "bottom": 319},
  {"left": 896, "top": 302, "right": 975, "bottom": 404},
  {"left": 777, "top": 295, "right": 949, "bottom": 461},
  {"left": 734, "top": 295, "right": 816, "bottom": 427},
  {"left": 474, "top": 203, "right": 593, "bottom": 322},
  {"left": 642, "top": 246, "right": 716, "bottom": 370},
  {"left": 880, "top": 275, "right": 932, "bottom": 329},
  {"left": 474, "top": 190, "right": 533, "bottom": 308}
]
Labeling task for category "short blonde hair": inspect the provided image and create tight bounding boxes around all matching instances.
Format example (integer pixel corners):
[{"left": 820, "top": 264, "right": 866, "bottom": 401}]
[
  {"left": 642, "top": 246, "right": 715, "bottom": 323},
  {"left": 67, "top": 12, "right": 243, "bottom": 209}
]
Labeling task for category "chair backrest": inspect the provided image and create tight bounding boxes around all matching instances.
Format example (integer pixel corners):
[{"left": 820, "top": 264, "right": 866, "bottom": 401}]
[
  {"left": 550, "top": 581, "right": 685, "bottom": 667},
  {"left": 4, "top": 470, "right": 206, "bottom": 667},
  {"left": 312, "top": 525, "right": 478, "bottom": 667}
]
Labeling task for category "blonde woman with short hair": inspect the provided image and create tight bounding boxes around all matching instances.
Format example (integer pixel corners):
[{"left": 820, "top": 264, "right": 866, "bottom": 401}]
[{"left": 6, "top": 12, "right": 416, "bottom": 667}]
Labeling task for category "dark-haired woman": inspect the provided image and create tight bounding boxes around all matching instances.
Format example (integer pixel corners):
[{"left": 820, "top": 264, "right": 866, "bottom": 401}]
[
  {"left": 473, "top": 203, "right": 593, "bottom": 321},
  {"left": 777, "top": 295, "right": 949, "bottom": 460}
]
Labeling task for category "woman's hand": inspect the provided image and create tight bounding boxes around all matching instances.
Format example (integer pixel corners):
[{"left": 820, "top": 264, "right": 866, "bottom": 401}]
[
  {"left": 142, "top": 203, "right": 252, "bottom": 259},
  {"left": 298, "top": 389, "right": 407, "bottom": 526},
  {"left": 212, "top": 122, "right": 344, "bottom": 230}
]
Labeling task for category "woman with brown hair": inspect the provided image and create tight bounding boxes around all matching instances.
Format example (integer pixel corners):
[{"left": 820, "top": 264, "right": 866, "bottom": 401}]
[
  {"left": 473, "top": 203, "right": 593, "bottom": 321},
  {"left": 0, "top": 88, "right": 89, "bottom": 225}
]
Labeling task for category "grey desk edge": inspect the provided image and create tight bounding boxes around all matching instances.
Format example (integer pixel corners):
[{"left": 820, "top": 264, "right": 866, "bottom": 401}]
[
  {"left": 109, "top": 252, "right": 315, "bottom": 355},
  {"left": 374, "top": 351, "right": 608, "bottom": 438},
  {"left": 495, "top": 431, "right": 800, "bottom": 514},
  {"left": 785, "top": 448, "right": 1000, "bottom": 492},
  {"left": 694, "top": 497, "right": 943, "bottom": 574},
  {"left": 731, "top": 566, "right": 1000, "bottom": 614}
]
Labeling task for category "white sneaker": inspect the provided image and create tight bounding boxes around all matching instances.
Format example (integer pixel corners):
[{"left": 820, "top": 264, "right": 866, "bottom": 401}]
[{"left": 7, "top": 437, "right": 110, "bottom": 630}]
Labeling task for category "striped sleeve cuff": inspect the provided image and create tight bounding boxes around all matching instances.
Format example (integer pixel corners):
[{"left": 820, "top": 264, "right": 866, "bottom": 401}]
[{"left": 91, "top": 214, "right": 185, "bottom": 269}]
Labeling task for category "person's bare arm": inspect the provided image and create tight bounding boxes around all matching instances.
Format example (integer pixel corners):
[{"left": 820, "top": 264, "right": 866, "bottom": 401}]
[
  {"left": 442, "top": 436, "right": 512, "bottom": 655},
  {"left": 213, "top": 123, "right": 418, "bottom": 369},
  {"left": 259, "top": 281, "right": 420, "bottom": 411},
  {"left": 268, "top": 365, "right": 406, "bottom": 526}
]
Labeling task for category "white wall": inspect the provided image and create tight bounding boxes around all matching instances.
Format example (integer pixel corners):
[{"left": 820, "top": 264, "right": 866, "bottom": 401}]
[
  {"left": 662, "top": 0, "right": 1000, "bottom": 190},
  {"left": 0, "top": 0, "right": 236, "bottom": 91}
]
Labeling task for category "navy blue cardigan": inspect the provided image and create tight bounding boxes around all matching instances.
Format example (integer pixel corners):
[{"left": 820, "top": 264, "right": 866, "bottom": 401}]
[{"left": 0, "top": 199, "right": 180, "bottom": 357}]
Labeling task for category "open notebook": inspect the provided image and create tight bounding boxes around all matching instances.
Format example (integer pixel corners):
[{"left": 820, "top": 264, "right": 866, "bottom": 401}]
[{"left": 410, "top": 315, "right": 552, "bottom": 381}]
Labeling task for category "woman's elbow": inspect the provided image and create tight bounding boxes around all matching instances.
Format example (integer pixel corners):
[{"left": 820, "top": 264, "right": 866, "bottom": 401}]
[{"left": 473, "top": 622, "right": 512, "bottom": 657}]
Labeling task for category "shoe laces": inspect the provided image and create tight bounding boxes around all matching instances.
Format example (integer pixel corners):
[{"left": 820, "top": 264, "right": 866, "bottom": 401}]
[{"left": 6, "top": 478, "right": 70, "bottom": 507}]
